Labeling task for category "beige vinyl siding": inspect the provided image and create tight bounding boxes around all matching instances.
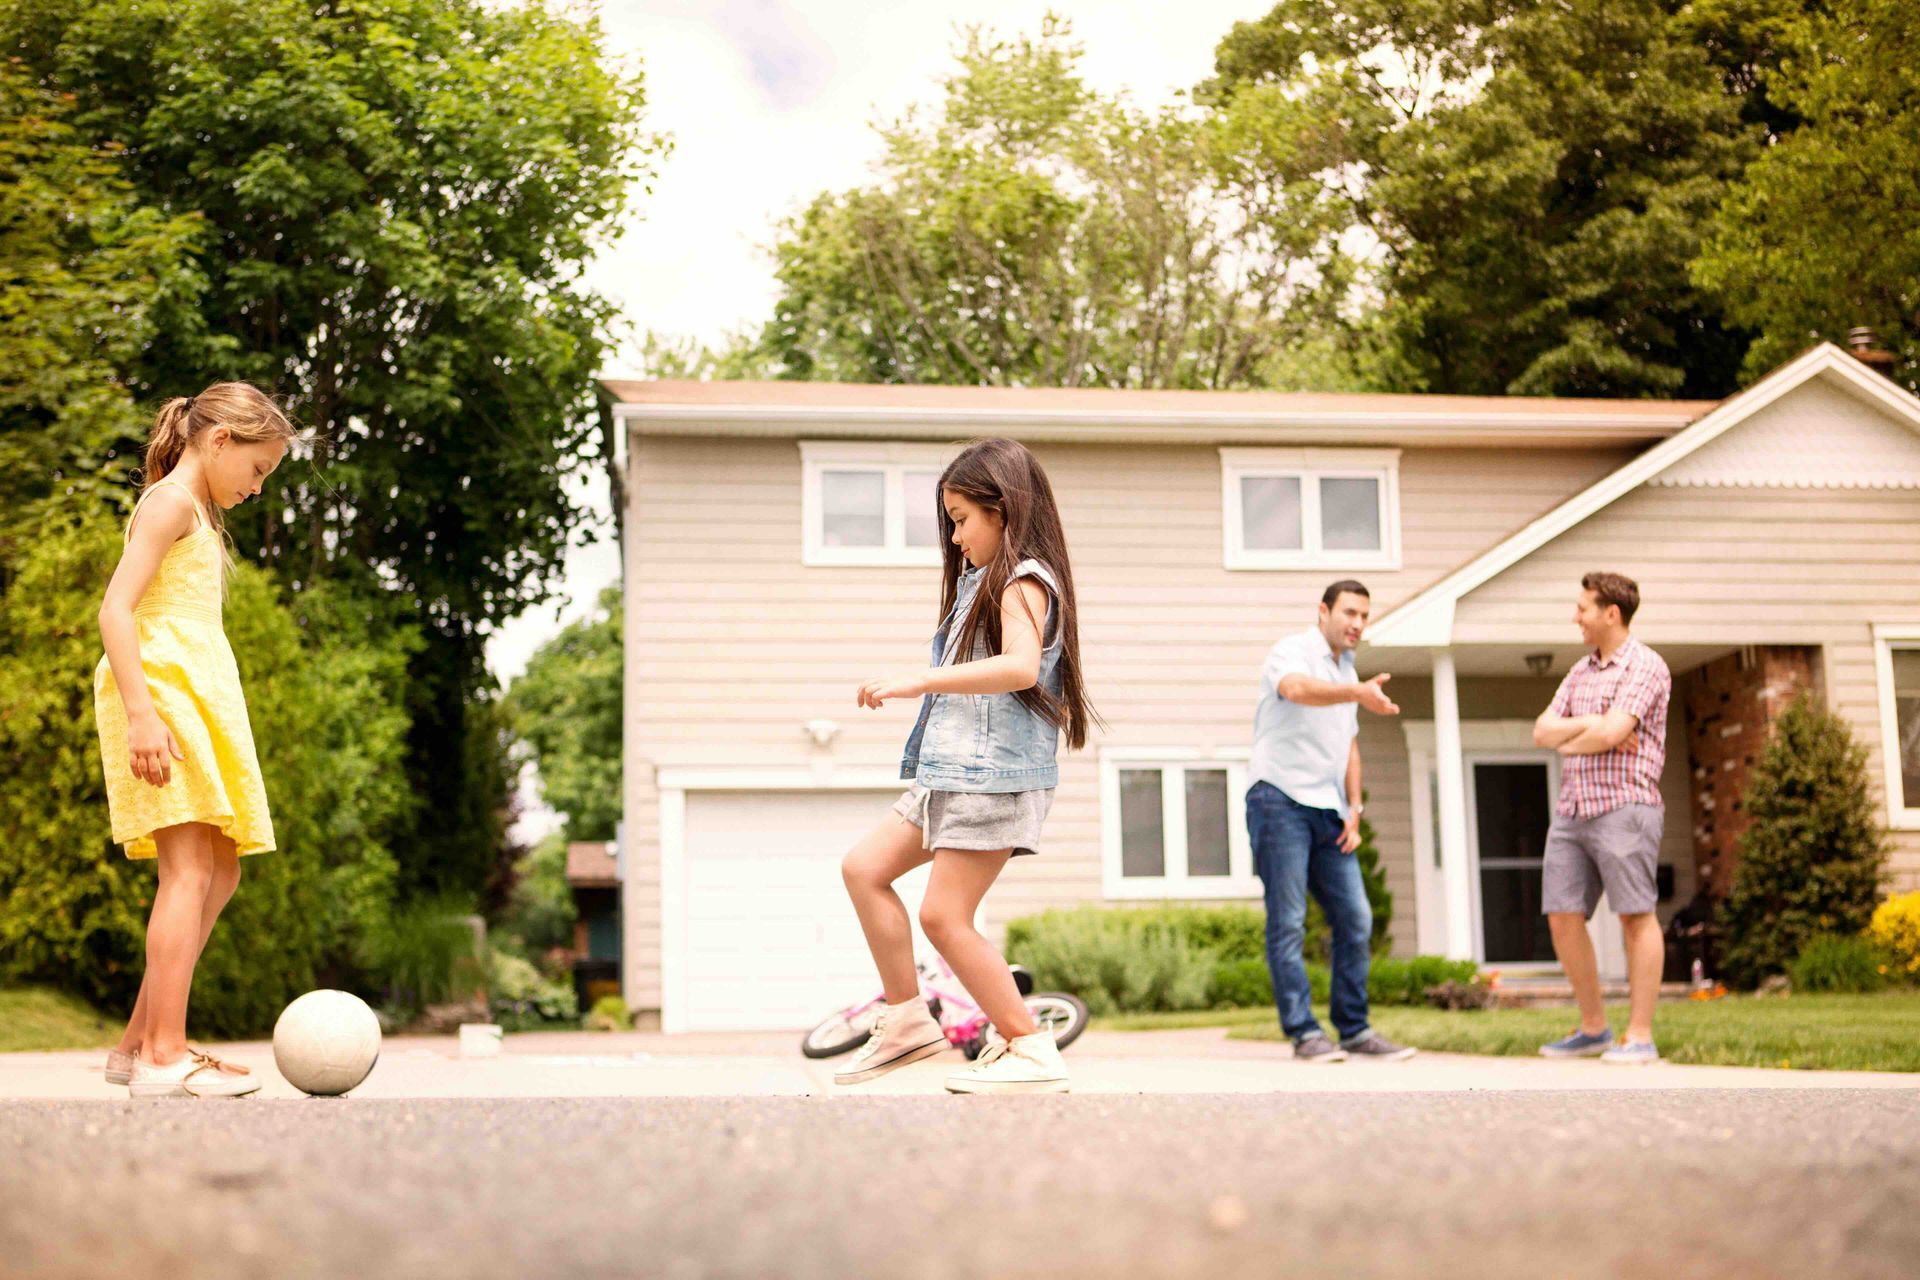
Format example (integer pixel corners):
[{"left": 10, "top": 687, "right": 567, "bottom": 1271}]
[
  {"left": 623, "top": 437, "right": 1640, "bottom": 1008},
  {"left": 1455, "top": 408, "right": 1920, "bottom": 895}
]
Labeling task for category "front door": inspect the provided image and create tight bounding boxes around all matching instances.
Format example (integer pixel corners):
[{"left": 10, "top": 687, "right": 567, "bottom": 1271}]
[{"left": 1466, "top": 754, "right": 1559, "bottom": 965}]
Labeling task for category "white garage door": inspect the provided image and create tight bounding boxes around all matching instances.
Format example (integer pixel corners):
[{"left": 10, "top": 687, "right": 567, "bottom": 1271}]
[{"left": 674, "top": 788, "right": 933, "bottom": 1032}]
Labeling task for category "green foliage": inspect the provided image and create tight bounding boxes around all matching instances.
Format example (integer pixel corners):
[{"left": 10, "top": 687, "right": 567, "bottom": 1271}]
[
  {"left": 0, "top": 507, "right": 418, "bottom": 1036},
  {"left": 584, "top": 993, "right": 632, "bottom": 1032},
  {"left": 1694, "top": 0, "right": 1920, "bottom": 393},
  {"left": 754, "top": 17, "right": 1349, "bottom": 389},
  {"left": 355, "top": 894, "right": 485, "bottom": 1019},
  {"left": 1009, "top": 904, "right": 1454, "bottom": 1013},
  {"left": 1005, "top": 906, "right": 1219, "bottom": 1016},
  {"left": 487, "top": 948, "right": 579, "bottom": 1030},
  {"left": 1367, "top": 955, "right": 1480, "bottom": 1006},
  {"left": 0, "top": 62, "right": 200, "bottom": 536},
  {"left": 496, "top": 833, "right": 578, "bottom": 955},
  {"left": 1788, "top": 933, "right": 1888, "bottom": 995},
  {"left": 1719, "top": 696, "right": 1887, "bottom": 988},
  {"left": 1206, "top": 0, "right": 1772, "bottom": 398},
  {"left": 0, "top": 986, "right": 118, "bottom": 1052},
  {"left": 1352, "top": 801, "right": 1394, "bottom": 955},
  {"left": 1, "top": 0, "right": 659, "bottom": 898},
  {"left": 504, "top": 588, "right": 622, "bottom": 843}
]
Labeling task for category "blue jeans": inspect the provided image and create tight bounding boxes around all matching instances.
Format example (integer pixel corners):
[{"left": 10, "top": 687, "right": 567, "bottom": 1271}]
[{"left": 1246, "top": 782, "right": 1373, "bottom": 1043}]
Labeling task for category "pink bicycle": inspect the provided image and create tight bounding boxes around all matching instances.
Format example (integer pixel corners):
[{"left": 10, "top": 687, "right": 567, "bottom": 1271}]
[{"left": 800, "top": 955, "right": 1089, "bottom": 1060}]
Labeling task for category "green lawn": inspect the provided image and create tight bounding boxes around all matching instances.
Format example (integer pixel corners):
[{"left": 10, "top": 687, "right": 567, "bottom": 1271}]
[
  {"left": 0, "top": 987, "right": 121, "bottom": 1053},
  {"left": 1216, "top": 993, "right": 1920, "bottom": 1072}
]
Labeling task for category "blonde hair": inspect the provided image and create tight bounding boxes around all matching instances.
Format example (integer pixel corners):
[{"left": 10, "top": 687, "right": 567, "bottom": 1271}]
[{"left": 141, "top": 382, "right": 297, "bottom": 571}]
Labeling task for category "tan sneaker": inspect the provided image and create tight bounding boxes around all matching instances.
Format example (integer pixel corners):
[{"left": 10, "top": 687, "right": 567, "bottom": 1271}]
[
  {"left": 833, "top": 996, "right": 949, "bottom": 1085},
  {"left": 129, "top": 1051, "right": 262, "bottom": 1099},
  {"left": 104, "top": 1049, "right": 136, "bottom": 1086},
  {"left": 945, "top": 1029, "right": 1069, "bottom": 1095}
]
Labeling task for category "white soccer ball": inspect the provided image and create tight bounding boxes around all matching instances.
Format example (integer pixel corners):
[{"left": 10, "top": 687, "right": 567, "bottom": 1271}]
[{"left": 272, "top": 989, "right": 382, "bottom": 1097}]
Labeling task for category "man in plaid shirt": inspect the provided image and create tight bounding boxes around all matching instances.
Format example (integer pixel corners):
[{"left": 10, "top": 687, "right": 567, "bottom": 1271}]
[{"left": 1531, "top": 572, "right": 1672, "bottom": 1065}]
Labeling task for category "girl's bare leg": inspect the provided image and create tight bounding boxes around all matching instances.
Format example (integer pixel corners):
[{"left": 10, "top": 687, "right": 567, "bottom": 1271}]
[
  {"left": 918, "top": 848, "right": 1035, "bottom": 1039},
  {"left": 137, "top": 823, "right": 218, "bottom": 1066},
  {"left": 841, "top": 816, "right": 936, "bottom": 1004},
  {"left": 116, "top": 834, "right": 242, "bottom": 1056}
]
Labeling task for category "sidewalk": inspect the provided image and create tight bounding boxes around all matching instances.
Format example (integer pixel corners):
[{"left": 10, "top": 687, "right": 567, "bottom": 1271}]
[{"left": 5, "top": 1026, "right": 1915, "bottom": 1100}]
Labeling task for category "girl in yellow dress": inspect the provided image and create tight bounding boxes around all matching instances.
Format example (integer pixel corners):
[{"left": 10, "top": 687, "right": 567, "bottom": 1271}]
[{"left": 94, "top": 383, "right": 294, "bottom": 1098}]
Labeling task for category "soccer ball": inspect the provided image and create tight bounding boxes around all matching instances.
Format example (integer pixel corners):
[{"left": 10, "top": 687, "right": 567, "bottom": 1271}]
[{"left": 272, "top": 989, "right": 381, "bottom": 1097}]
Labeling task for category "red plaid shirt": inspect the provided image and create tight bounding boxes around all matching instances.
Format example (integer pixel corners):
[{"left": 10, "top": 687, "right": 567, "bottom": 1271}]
[{"left": 1549, "top": 636, "right": 1671, "bottom": 818}]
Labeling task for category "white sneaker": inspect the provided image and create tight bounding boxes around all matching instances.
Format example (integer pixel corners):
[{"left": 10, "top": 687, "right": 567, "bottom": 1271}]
[
  {"left": 834, "top": 996, "right": 950, "bottom": 1085},
  {"left": 129, "top": 1051, "right": 262, "bottom": 1099},
  {"left": 945, "top": 1029, "right": 1069, "bottom": 1095}
]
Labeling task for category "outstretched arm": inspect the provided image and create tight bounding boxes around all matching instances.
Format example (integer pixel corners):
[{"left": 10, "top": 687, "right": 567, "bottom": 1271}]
[{"left": 857, "top": 578, "right": 1050, "bottom": 708}]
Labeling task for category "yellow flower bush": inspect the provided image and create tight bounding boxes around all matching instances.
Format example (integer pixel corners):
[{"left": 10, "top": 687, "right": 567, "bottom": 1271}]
[{"left": 1869, "top": 892, "right": 1920, "bottom": 977}]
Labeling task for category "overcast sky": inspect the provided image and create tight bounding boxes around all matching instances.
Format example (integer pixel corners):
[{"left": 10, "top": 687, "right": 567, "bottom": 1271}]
[{"left": 484, "top": 0, "right": 1273, "bottom": 694}]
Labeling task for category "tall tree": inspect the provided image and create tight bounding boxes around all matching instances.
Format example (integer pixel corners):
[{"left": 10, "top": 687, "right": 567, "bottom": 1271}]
[
  {"left": 0, "top": 63, "right": 199, "bottom": 537},
  {"left": 757, "top": 17, "right": 1353, "bottom": 389},
  {"left": 1694, "top": 0, "right": 1920, "bottom": 392},
  {"left": 1, "top": 0, "right": 659, "bottom": 894},
  {"left": 505, "top": 586, "right": 621, "bottom": 843},
  {"left": 1207, "top": 0, "right": 1788, "bottom": 397}
]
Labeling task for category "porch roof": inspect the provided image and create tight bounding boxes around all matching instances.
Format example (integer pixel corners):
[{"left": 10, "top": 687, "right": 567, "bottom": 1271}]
[{"left": 1362, "top": 344, "right": 1920, "bottom": 651}]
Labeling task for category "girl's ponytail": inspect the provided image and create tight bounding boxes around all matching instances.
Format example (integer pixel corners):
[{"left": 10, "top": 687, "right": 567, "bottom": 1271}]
[{"left": 144, "top": 397, "right": 195, "bottom": 484}]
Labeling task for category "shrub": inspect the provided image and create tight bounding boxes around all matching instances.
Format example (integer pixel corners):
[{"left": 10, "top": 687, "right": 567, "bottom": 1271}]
[
  {"left": 1368, "top": 956, "right": 1481, "bottom": 1006},
  {"left": 1788, "top": 933, "right": 1887, "bottom": 994},
  {"left": 1719, "top": 696, "right": 1887, "bottom": 988},
  {"left": 1005, "top": 907, "right": 1221, "bottom": 1015},
  {"left": 487, "top": 949, "right": 579, "bottom": 1030},
  {"left": 584, "top": 994, "right": 632, "bottom": 1032},
  {"left": 1869, "top": 891, "right": 1920, "bottom": 981},
  {"left": 357, "top": 894, "right": 485, "bottom": 1019}
]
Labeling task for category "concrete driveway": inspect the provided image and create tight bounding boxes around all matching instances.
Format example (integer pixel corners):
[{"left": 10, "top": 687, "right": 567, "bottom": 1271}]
[{"left": 5, "top": 1024, "right": 1915, "bottom": 1100}]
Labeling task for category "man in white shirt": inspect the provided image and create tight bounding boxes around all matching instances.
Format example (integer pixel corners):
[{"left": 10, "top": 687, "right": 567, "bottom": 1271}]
[{"left": 1248, "top": 580, "right": 1415, "bottom": 1063}]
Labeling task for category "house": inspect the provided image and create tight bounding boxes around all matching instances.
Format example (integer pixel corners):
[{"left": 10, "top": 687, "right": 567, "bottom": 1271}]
[
  {"left": 563, "top": 839, "right": 623, "bottom": 1010},
  {"left": 602, "top": 340, "right": 1920, "bottom": 1032}
]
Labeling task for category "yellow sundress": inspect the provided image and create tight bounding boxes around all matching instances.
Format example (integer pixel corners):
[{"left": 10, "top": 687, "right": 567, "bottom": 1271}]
[{"left": 93, "top": 479, "right": 275, "bottom": 859}]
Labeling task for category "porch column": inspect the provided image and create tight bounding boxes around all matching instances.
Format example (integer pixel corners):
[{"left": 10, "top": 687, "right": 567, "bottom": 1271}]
[{"left": 1430, "top": 648, "right": 1475, "bottom": 961}]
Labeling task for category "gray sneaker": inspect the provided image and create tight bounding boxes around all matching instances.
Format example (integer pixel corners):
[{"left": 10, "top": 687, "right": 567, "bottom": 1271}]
[
  {"left": 1292, "top": 1033, "right": 1348, "bottom": 1063},
  {"left": 1540, "top": 1027, "right": 1614, "bottom": 1058},
  {"left": 1341, "top": 1030, "right": 1417, "bottom": 1062},
  {"left": 1600, "top": 1039, "right": 1660, "bottom": 1066}
]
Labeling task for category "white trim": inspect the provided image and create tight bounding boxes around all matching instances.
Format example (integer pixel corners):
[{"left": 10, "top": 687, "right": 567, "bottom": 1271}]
[
  {"left": 799, "top": 441, "right": 956, "bottom": 568},
  {"left": 1218, "top": 447, "right": 1402, "bottom": 571},
  {"left": 653, "top": 765, "right": 902, "bottom": 1034},
  {"left": 1099, "top": 748, "right": 1260, "bottom": 900},
  {"left": 1366, "top": 343, "right": 1920, "bottom": 648},
  {"left": 614, "top": 401, "right": 1703, "bottom": 447},
  {"left": 1871, "top": 624, "right": 1920, "bottom": 830}
]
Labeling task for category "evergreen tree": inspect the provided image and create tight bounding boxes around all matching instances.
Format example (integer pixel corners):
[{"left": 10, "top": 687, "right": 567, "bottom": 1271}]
[{"left": 1719, "top": 695, "right": 1886, "bottom": 987}]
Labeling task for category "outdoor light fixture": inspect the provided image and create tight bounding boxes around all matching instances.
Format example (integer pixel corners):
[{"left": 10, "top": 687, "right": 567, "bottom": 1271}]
[
  {"left": 1525, "top": 652, "right": 1553, "bottom": 677},
  {"left": 804, "top": 718, "right": 841, "bottom": 749}
]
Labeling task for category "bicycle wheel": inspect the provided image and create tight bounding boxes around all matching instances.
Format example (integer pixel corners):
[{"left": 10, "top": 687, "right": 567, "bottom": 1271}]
[
  {"left": 800, "top": 1003, "right": 879, "bottom": 1059},
  {"left": 1026, "top": 993, "right": 1089, "bottom": 1051}
]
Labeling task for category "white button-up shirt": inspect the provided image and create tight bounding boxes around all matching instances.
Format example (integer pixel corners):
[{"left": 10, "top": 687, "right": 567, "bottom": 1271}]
[{"left": 1250, "top": 627, "right": 1359, "bottom": 818}]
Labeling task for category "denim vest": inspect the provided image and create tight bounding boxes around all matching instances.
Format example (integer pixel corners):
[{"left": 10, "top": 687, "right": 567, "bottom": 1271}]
[{"left": 900, "top": 558, "right": 1065, "bottom": 792}]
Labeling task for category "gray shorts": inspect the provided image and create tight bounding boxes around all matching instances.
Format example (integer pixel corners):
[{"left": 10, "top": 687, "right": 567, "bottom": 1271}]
[
  {"left": 892, "top": 783, "right": 1052, "bottom": 858},
  {"left": 1542, "top": 804, "right": 1663, "bottom": 917}
]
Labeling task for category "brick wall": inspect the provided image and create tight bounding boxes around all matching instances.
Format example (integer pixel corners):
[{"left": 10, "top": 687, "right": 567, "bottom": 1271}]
[{"left": 1680, "top": 646, "right": 1820, "bottom": 897}]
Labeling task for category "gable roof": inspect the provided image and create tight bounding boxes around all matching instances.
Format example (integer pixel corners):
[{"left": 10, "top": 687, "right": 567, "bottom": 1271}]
[
  {"left": 600, "top": 378, "right": 1713, "bottom": 448},
  {"left": 1364, "top": 343, "right": 1920, "bottom": 648}
]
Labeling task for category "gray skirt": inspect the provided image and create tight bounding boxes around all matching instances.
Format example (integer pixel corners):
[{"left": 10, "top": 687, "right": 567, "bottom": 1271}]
[{"left": 892, "top": 783, "right": 1054, "bottom": 858}]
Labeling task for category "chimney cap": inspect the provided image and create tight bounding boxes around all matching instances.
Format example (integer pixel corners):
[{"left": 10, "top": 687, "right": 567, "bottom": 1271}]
[{"left": 1847, "top": 325, "right": 1897, "bottom": 376}]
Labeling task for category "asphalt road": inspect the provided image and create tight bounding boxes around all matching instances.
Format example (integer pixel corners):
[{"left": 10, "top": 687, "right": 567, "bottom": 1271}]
[{"left": 4, "top": 1089, "right": 1916, "bottom": 1279}]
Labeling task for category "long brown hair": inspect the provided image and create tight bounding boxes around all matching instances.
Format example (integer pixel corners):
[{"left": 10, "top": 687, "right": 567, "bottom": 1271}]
[
  {"left": 936, "top": 437, "right": 1101, "bottom": 750},
  {"left": 141, "top": 382, "right": 296, "bottom": 571}
]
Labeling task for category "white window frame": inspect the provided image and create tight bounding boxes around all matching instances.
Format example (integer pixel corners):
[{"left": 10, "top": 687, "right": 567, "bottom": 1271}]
[
  {"left": 800, "top": 441, "right": 956, "bottom": 567},
  {"left": 1219, "top": 447, "right": 1402, "bottom": 572},
  {"left": 1871, "top": 623, "right": 1920, "bottom": 829},
  {"left": 1099, "top": 748, "right": 1260, "bottom": 900}
]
